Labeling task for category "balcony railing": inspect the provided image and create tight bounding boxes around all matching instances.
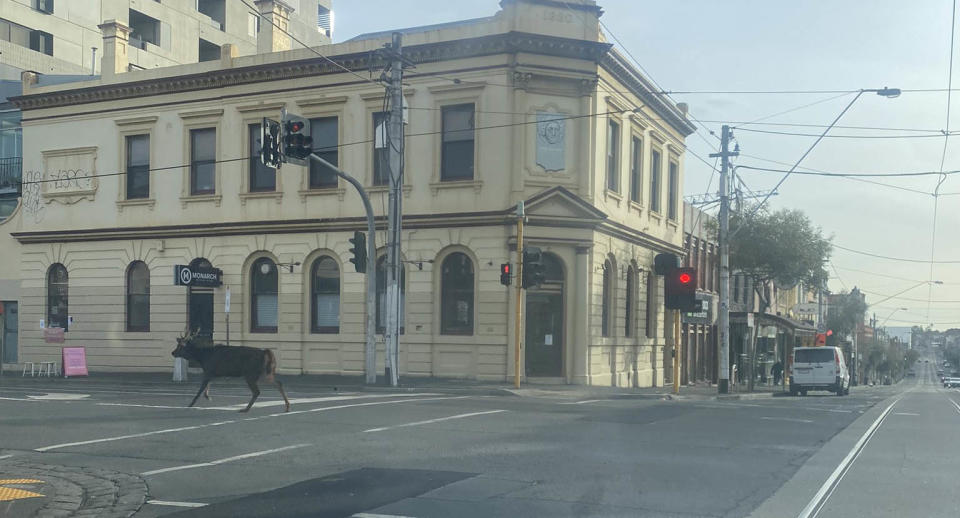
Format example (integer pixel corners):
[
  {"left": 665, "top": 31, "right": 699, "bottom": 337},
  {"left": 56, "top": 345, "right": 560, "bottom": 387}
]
[{"left": 0, "top": 157, "right": 22, "bottom": 195}]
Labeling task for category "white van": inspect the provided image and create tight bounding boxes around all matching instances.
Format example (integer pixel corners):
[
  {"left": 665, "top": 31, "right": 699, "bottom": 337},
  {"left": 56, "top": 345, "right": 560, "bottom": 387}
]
[{"left": 790, "top": 346, "right": 850, "bottom": 396}]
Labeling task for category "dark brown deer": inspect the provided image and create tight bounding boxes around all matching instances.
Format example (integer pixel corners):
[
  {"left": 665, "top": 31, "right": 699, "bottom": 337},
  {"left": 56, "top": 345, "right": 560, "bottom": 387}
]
[{"left": 172, "top": 329, "right": 290, "bottom": 412}]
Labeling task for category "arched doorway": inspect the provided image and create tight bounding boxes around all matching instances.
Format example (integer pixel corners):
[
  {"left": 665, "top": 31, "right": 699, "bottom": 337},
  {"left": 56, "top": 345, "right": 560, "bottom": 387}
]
[
  {"left": 525, "top": 252, "right": 564, "bottom": 377},
  {"left": 188, "top": 257, "right": 214, "bottom": 342}
]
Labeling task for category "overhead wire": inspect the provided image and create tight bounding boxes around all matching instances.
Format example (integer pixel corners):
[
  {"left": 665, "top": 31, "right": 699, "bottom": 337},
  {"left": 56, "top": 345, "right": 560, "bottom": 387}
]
[{"left": 833, "top": 243, "right": 960, "bottom": 264}]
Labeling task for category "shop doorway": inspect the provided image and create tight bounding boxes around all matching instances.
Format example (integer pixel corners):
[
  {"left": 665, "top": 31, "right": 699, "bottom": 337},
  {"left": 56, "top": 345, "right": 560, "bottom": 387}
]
[
  {"left": 187, "top": 258, "right": 214, "bottom": 342},
  {"left": 1, "top": 301, "right": 17, "bottom": 364},
  {"left": 525, "top": 253, "right": 564, "bottom": 378}
]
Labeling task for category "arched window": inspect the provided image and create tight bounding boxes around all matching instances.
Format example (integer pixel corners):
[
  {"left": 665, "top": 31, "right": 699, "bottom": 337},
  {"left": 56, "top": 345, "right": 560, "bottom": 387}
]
[
  {"left": 440, "top": 252, "right": 474, "bottom": 335},
  {"left": 47, "top": 263, "right": 68, "bottom": 331},
  {"left": 251, "top": 257, "right": 278, "bottom": 333},
  {"left": 126, "top": 261, "right": 150, "bottom": 332},
  {"left": 376, "top": 255, "right": 405, "bottom": 334},
  {"left": 311, "top": 256, "right": 340, "bottom": 333},
  {"left": 601, "top": 259, "right": 613, "bottom": 337},
  {"left": 625, "top": 264, "right": 635, "bottom": 338},
  {"left": 646, "top": 270, "right": 657, "bottom": 339}
]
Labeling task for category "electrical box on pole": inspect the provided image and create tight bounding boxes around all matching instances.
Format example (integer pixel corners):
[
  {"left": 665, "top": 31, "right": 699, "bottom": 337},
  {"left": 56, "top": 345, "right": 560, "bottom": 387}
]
[{"left": 664, "top": 267, "right": 697, "bottom": 312}]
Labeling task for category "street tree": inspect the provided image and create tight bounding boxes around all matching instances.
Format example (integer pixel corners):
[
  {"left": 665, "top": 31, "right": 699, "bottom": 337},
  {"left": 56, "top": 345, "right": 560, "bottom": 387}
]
[
  {"left": 729, "top": 207, "right": 832, "bottom": 312},
  {"left": 825, "top": 287, "right": 867, "bottom": 346}
]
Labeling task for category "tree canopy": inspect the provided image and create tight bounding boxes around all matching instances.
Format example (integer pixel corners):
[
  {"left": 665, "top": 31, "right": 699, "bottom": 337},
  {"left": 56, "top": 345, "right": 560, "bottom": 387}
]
[
  {"left": 730, "top": 207, "right": 831, "bottom": 309},
  {"left": 826, "top": 288, "right": 867, "bottom": 344}
]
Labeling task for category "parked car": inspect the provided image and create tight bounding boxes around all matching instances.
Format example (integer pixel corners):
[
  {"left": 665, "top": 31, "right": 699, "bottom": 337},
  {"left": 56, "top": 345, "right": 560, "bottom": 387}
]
[
  {"left": 944, "top": 377, "right": 960, "bottom": 388},
  {"left": 790, "top": 346, "right": 850, "bottom": 396}
]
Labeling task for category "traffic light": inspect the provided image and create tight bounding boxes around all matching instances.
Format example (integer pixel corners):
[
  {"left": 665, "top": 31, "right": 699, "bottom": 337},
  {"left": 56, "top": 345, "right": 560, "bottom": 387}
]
[
  {"left": 282, "top": 113, "right": 312, "bottom": 165},
  {"left": 664, "top": 267, "right": 697, "bottom": 311},
  {"left": 348, "top": 231, "right": 367, "bottom": 273},
  {"left": 500, "top": 263, "right": 512, "bottom": 286},
  {"left": 522, "top": 246, "right": 546, "bottom": 289},
  {"left": 260, "top": 118, "right": 282, "bottom": 168}
]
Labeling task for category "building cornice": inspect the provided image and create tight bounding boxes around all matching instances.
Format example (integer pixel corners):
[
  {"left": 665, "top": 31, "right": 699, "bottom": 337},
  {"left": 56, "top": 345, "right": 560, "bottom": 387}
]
[
  {"left": 600, "top": 50, "right": 697, "bottom": 136},
  {"left": 11, "top": 32, "right": 612, "bottom": 112}
]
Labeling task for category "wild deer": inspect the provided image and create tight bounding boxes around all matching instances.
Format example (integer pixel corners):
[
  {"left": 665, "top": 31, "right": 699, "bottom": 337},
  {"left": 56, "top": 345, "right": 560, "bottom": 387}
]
[{"left": 172, "top": 329, "right": 291, "bottom": 413}]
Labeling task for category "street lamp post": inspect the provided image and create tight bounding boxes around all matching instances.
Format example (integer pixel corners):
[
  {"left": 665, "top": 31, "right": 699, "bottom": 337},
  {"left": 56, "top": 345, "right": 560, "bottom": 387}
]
[{"left": 717, "top": 87, "right": 899, "bottom": 394}]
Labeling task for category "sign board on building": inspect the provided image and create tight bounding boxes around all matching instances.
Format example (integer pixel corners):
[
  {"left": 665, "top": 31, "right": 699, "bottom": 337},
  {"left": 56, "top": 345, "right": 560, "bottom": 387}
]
[
  {"left": 682, "top": 294, "right": 713, "bottom": 325},
  {"left": 43, "top": 327, "right": 65, "bottom": 344},
  {"left": 174, "top": 265, "right": 223, "bottom": 287},
  {"left": 62, "top": 347, "right": 88, "bottom": 377}
]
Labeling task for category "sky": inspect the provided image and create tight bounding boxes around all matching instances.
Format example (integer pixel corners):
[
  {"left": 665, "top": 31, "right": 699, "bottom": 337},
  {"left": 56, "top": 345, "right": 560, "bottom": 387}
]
[{"left": 333, "top": 0, "right": 960, "bottom": 330}]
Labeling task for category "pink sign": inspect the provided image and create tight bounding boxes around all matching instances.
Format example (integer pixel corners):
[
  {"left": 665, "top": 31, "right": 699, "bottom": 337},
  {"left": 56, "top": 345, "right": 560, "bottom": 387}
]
[
  {"left": 44, "top": 327, "right": 65, "bottom": 344},
  {"left": 62, "top": 347, "right": 88, "bottom": 377}
]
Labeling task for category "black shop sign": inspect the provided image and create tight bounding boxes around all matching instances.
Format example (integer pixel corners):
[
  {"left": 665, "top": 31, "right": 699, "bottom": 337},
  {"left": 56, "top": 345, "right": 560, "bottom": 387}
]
[{"left": 174, "top": 264, "right": 222, "bottom": 287}]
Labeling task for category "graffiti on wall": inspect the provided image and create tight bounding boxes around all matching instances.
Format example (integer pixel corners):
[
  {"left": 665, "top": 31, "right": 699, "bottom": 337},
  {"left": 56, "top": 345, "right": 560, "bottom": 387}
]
[
  {"left": 20, "top": 170, "right": 44, "bottom": 222},
  {"left": 40, "top": 147, "right": 98, "bottom": 205}
]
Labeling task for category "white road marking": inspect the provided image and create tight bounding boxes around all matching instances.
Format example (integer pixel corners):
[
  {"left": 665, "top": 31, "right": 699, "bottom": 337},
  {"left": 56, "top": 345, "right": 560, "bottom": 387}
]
[
  {"left": 98, "top": 393, "right": 441, "bottom": 411},
  {"left": 146, "top": 500, "right": 208, "bottom": 508},
  {"left": 0, "top": 454, "right": 14, "bottom": 460},
  {"left": 0, "top": 396, "right": 35, "bottom": 401},
  {"left": 363, "top": 410, "right": 506, "bottom": 433},
  {"left": 893, "top": 412, "right": 920, "bottom": 416},
  {"left": 561, "top": 399, "right": 607, "bottom": 405},
  {"left": 141, "top": 444, "right": 309, "bottom": 476},
  {"left": 35, "top": 396, "right": 462, "bottom": 452},
  {"left": 26, "top": 393, "right": 90, "bottom": 400},
  {"left": 353, "top": 514, "right": 418, "bottom": 518},
  {"left": 761, "top": 417, "right": 814, "bottom": 424},
  {"left": 798, "top": 398, "right": 900, "bottom": 518}
]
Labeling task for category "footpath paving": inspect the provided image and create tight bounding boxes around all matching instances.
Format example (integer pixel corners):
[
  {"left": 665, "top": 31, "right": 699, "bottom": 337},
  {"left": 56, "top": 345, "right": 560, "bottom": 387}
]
[{"left": 0, "top": 459, "right": 146, "bottom": 518}]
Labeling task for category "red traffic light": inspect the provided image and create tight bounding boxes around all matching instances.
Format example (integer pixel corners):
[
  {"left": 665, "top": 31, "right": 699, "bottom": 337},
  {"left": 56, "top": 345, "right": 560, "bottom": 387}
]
[
  {"left": 290, "top": 121, "right": 304, "bottom": 132},
  {"left": 501, "top": 264, "right": 510, "bottom": 274},
  {"left": 678, "top": 272, "right": 692, "bottom": 284}
]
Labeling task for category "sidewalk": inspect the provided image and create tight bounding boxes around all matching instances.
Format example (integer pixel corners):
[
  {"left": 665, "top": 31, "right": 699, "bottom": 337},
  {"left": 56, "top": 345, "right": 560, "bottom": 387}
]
[{"left": 0, "top": 370, "right": 786, "bottom": 401}]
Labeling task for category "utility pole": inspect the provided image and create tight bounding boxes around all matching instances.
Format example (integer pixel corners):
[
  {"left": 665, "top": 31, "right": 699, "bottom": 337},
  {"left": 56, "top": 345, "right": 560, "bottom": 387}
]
[
  {"left": 711, "top": 125, "right": 737, "bottom": 394},
  {"left": 384, "top": 32, "right": 404, "bottom": 387},
  {"left": 514, "top": 202, "right": 525, "bottom": 389}
]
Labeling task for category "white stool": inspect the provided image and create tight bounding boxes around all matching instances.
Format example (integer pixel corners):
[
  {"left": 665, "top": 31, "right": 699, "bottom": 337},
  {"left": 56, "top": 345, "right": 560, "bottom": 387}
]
[
  {"left": 39, "top": 361, "right": 56, "bottom": 377},
  {"left": 22, "top": 362, "right": 36, "bottom": 376}
]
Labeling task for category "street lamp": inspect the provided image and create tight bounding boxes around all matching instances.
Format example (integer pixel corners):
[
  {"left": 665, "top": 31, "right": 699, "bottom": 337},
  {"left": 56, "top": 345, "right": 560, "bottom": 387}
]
[{"left": 880, "top": 307, "right": 909, "bottom": 328}]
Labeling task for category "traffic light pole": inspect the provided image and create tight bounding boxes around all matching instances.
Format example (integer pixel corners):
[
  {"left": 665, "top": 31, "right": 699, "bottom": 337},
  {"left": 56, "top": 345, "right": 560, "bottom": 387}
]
[
  {"left": 674, "top": 309, "right": 681, "bottom": 394},
  {"left": 710, "top": 125, "right": 737, "bottom": 394},
  {"left": 307, "top": 154, "right": 378, "bottom": 385},
  {"left": 514, "top": 202, "right": 525, "bottom": 389}
]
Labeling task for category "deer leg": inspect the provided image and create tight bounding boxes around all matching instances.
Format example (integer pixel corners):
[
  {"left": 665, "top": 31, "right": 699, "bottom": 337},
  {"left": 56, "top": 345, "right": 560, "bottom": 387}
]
[
  {"left": 189, "top": 378, "right": 211, "bottom": 408},
  {"left": 275, "top": 379, "right": 291, "bottom": 412},
  {"left": 241, "top": 377, "right": 260, "bottom": 413},
  {"left": 203, "top": 383, "right": 211, "bottom": 400}
]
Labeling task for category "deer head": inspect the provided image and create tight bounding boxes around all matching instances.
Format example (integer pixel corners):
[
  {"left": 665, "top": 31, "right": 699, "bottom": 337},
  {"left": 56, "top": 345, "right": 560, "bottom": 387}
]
[{"left": 172, "top": 327, "right": 200, "bottom": 359}]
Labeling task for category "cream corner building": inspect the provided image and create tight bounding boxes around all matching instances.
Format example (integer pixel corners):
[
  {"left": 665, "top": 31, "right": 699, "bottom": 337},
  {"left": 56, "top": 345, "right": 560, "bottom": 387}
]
[{"left": 10, "top": 0, "right": 695, "bottom": 386}]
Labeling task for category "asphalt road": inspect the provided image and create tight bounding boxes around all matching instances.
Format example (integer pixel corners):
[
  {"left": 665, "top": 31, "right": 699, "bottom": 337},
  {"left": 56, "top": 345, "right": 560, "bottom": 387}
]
[{"left": 0, "top": 368, "right": 932, "bottom": 518}]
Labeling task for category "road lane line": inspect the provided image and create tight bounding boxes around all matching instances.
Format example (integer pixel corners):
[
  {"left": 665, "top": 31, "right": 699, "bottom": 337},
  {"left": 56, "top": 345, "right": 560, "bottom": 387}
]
[
  {"left": 98, "top": 393, "right": 443, "bottom": 411},
  {"left": 0, "top": 455, "right": 13, "bottom": 460},
  {"left": 893, "top": 412, "right": 920, "bottom": 416},
  {"left": 35, "top": 396, "right": 462, "bottom": 452},
  {"left": 561, "top": 400, "right": 606, "bottom": 405},
  {"left": 798, "top": 398, "right": 900, "bottom": 518},
  {"left": 147, "top": 500, "right": 208, "bottom": 508},
  {"left": 141, "top": 444, "right": 309, "bottom": 476},
  {"left": 363, "top": 410, "right": 506, "bottom": 433},
  {"left": 353, "top": 514, "right": 418, "bottom": 518},
  {"left": 760, "top": 417, "right": 814, "bottom": 423}
]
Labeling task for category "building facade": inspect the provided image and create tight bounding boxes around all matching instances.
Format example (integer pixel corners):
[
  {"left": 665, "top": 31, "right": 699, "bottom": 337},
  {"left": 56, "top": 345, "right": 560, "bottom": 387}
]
[
  {"left": 1, "top": 0, "right": 332, "bottom": 79},
  {"left": 8, "top": 0, "right": 694, "bottom": 386},
  {"left": 679, "top": 201, "right": 718, "bottom": 385}
]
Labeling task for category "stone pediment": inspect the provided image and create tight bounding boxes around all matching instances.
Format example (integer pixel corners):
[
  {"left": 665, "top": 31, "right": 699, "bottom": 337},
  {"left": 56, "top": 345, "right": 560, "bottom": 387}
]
[{"left": 522, "top": 186, "right": 606, "bottom": 223}]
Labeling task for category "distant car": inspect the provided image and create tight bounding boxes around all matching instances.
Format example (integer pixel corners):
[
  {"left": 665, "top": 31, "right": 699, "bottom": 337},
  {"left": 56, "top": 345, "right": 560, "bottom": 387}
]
[
  {"left": 944, "top": 377, "right": 960, "bottom": 388},
  {"left": 790, "top": 346, "right": 850, "bottom": 396}
]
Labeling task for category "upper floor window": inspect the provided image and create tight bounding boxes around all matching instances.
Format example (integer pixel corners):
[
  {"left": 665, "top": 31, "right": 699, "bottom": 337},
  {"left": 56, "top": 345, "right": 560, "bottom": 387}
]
[
  {"left": 129, "top": 9, "right": 160, "bottom": 48},
  {"left": 606, "top": 120, "right": 620, "bottom": 192},
  {"left": 650, "top": 149, "right": 662, "bottom": 213},
  {"left": 441, "top": 103, "right": 475, "bottom": 181},
  {"left": 733, "top": 274, "right": 740, "bottom": 302},
  {"left": 248, "top": 123, "right": 275, "bottom": 192},
  {"left": 373, "top": 112, "right": 389, "bottom": 185},
  {"left": 248, "top": 12, "right": 260, "bottom": 37},
  {"left": 190, "top": 128, "right": 216, "bottom": 195},
  {"left": 440, "top": 252, "right": 474, "bottom": 335},
  {"left": 311, "top": 256, "right": 340, "bottom": 333},
  {"left": 47, "top": 263, "right": 68, "bottom": 331},
  {"left": 30, "top": 30, "right": 53, "bottom": 56},
  {"left": 317, "top": 5, "right": 332, "bottom": 37},
  {"left": 197, "top": 0, "right": 226, "bottom": 31},
  {"left": 0, "top": 18, "right": 32, "bottom": 50},
  {"left": 251, "top": 258, "right": 278, "bottom": 333},
  {"left": 310, "top": 117, "right": 338, "bottom": 189},
  {"left": 125, "top": 134, "right": 150, "bottom": 199},
  {"left": 34, "top": 0, "right": 54, "bottom": 14},
  {"left": 126, "top": 261, "right": 150, "bottom": 332},
  {"left": 668, "top": 161, "right": 679, "bottom": 221},
  {"left": 630, "top": 136, "right": 642, "bottom": 203},
  {"left": 199, "top": 38, "right": 220, "bottom": 62}
]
